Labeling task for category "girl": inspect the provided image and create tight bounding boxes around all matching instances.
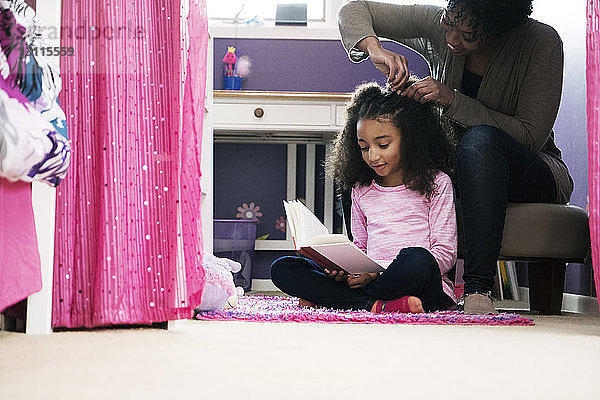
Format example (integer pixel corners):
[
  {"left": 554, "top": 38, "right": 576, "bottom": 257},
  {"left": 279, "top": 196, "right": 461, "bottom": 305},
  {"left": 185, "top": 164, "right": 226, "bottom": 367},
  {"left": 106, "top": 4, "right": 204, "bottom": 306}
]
[{"left": 270, "top": 81, "right": 457, "bottom": 313}]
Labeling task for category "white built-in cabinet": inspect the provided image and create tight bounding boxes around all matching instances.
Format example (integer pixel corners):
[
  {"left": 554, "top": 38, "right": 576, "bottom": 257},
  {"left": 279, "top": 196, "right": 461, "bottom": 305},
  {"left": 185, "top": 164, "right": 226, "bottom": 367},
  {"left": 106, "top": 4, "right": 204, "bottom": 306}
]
[{"left": 212, "top": 90, "right": 351, "bottom": 251}]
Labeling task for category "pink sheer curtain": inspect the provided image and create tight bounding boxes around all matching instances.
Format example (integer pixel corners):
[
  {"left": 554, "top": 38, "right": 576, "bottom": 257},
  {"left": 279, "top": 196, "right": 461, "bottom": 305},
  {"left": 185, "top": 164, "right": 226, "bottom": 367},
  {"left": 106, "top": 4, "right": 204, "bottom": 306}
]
[
  {"left": 588, "top": 0, "right": 600, "bottom": 308},
  {"left": 53, "top": 1, "right": 207, "bottom": 328}
]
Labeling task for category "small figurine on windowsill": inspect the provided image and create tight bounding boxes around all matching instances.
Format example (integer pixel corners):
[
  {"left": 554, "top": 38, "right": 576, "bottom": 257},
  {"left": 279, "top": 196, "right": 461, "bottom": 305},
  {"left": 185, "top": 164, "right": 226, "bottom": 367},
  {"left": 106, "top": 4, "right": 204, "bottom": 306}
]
[
  {"left": 222, "top": 46, "right": 237, "bottom": 77},
  {"left": 222, "top": 46, "right": 251, "bottom": 90}
]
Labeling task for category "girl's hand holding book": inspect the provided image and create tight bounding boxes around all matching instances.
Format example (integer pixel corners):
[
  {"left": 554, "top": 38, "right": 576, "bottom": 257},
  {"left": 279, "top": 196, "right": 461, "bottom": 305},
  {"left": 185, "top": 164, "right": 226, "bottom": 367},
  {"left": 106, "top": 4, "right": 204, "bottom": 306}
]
[
  {"left": 347, "top": 273, "right": 379, "bottom": 289},
  {"left": 323, "top": 269, "right": 348, "bottom": 282}
]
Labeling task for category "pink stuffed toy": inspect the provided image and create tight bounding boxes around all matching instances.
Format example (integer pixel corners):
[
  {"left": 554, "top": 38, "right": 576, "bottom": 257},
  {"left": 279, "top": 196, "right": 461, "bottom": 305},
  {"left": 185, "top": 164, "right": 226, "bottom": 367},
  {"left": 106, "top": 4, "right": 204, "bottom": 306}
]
[{"left": 195, "top": 253, "right": 245, "bottom": 312}]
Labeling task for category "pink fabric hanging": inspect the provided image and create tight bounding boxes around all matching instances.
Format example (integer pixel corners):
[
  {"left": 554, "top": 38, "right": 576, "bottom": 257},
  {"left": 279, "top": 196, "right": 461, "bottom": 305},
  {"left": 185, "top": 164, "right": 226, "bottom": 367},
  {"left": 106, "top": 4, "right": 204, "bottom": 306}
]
[
  {"left": 53, "top": 0, "right": 207, "bottom": 328},
  {"left": 587, "top": 0, "right": 600, "bottom": 309},
  {"left": 0, "top": 180, "right": 41, "bottom": 312}
]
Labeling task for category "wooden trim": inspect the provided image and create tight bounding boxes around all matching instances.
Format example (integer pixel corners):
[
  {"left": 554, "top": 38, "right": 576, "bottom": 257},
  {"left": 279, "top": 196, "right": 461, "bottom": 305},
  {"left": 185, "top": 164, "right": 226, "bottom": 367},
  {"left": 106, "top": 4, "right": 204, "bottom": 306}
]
[
  {"left": 25, "top": 0, "right": 36, "bottom": 10},
  {"left": 214, "top": 90, "right": 351, "bottom": 102}
]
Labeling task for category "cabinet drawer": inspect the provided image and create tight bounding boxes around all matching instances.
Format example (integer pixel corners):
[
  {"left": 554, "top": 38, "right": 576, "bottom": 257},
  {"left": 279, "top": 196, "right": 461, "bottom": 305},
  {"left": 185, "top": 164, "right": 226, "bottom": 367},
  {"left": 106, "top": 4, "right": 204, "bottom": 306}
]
[{"left": 214, "top": 103, "right": 332, "bottom": 127}]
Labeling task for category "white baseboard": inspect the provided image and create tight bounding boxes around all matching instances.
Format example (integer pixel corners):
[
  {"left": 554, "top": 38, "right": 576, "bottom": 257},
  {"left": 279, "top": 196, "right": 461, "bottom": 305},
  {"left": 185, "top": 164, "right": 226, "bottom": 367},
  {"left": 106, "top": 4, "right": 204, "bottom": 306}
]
[
  {"left": 503, "top": 287, "right": 599, "bottom": 315},
  {"left": 561, "top": 291, "right": 599, "bottom": 315},
  {"left": 251, "top": 279, "right": 281, "bottom": 293}
]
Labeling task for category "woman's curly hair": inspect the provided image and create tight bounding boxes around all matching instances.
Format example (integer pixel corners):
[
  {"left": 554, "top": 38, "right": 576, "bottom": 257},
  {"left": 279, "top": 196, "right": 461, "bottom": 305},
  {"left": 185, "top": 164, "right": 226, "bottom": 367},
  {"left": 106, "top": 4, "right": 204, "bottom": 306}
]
[
  {"left": 446, "top": 0, "right": 533, "bottom": 41},
  {"left": 325, "top": 79, "right": 454, "bottom": 200}
]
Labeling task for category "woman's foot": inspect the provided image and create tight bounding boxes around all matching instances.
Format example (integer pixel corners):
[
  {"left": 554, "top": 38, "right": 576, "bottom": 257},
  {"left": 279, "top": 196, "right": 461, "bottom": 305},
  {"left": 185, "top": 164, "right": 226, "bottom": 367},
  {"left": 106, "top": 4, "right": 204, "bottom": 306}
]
[
  {"left": 371, "top": 296, "right": 424, "bottom": 313},
  {"left": 463, "top": 293, "right": 498, "bottom": 314}
]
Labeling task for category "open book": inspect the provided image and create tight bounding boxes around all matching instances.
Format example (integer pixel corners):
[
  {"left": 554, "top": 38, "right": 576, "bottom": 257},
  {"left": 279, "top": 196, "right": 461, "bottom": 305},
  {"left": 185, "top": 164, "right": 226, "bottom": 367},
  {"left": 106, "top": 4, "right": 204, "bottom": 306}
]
[{"left": 283, "top": 200, "right": 385, "bottom": 274}]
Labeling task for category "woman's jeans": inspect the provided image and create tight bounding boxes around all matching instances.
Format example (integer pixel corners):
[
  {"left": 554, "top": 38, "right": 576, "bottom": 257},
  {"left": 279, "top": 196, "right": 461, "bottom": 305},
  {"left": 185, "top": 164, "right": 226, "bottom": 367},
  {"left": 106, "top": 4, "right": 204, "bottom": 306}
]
[
  {"left": 456, "top": 125, "right": 557, "bottom": 294},
  {"left": 271, "top": 247, "right": 454, "bottom": 312}
]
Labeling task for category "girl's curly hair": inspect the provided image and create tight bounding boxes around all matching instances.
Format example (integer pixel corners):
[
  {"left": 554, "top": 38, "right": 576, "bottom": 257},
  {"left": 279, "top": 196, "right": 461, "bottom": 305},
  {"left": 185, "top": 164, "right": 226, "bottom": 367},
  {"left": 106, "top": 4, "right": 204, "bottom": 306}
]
[
  {"left": 445, "top": 0, "right": 533, "bottom": 42},
  {"left": 326, "top": 79, "right": 454, "bottom": 200}
]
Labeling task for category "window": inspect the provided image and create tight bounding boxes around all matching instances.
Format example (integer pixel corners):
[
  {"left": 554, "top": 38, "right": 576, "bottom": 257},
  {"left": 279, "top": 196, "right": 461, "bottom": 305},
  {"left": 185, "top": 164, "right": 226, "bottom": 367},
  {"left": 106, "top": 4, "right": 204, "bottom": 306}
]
[
  {"left": 385, "top": 0, "right": 446, "bottom": 5},
  {"left": 207, "top": 1, "right": 326, "bottom": 21}
]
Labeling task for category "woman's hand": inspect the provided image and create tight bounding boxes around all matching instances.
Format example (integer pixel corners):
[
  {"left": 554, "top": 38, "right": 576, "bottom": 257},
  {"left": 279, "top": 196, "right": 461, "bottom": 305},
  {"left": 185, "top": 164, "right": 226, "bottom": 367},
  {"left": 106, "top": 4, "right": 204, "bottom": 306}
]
[
  {"left": 323, "top": 268, "right": 349, "bottom": 282},
  {"left": 359, "top": 37, "right": 409, "bottom": 91},
  {"left": 347, "top": 272, "right": 379, "bottom": 289},
  {"left": 401, "top": 76, "right": 455, "bottom": 107}
]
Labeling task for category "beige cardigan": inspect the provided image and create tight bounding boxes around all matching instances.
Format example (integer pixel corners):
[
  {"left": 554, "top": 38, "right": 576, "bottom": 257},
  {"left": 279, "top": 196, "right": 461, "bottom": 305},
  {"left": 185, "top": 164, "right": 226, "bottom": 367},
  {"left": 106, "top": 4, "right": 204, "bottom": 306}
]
[{"left": 338, "top": 0, "right": 573, "bottom": 204}]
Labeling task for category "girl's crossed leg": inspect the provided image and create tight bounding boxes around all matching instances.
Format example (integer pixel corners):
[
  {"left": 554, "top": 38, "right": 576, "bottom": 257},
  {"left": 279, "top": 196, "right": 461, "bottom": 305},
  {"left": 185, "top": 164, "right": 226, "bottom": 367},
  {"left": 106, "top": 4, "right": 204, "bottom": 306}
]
[{"left": 270, "top": 247, "right": 453, "bottom": 312}]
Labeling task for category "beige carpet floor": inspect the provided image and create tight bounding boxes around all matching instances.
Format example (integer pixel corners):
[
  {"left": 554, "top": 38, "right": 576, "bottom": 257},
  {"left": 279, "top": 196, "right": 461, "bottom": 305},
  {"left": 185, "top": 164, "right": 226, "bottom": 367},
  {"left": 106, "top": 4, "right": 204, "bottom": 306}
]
[{"left": 2, "top": 303, "right": 600, "bottom": 400}]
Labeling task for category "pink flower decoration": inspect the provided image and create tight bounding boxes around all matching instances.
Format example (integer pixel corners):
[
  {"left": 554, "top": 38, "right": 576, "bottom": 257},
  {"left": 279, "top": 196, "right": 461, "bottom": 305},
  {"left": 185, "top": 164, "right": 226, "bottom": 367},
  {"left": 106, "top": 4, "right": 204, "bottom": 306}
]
[
  {"left": 236, "top": 202, "right": 262, "bottom": 220},
  {"left": 275, "top": 216, "right": 286, "bottom": 232}
]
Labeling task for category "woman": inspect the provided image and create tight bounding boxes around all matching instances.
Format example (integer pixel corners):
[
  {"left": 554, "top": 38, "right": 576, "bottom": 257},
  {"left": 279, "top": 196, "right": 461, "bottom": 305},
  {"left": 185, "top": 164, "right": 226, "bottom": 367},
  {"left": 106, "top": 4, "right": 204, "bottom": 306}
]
[{"left": 337, "top": 0, "right": 573, "bottom": 314}]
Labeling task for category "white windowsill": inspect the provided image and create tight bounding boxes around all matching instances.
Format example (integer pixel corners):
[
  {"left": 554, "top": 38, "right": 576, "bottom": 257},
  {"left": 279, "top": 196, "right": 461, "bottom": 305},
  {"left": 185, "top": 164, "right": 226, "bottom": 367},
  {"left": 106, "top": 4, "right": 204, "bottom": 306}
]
[
  {"left": 209, "top": 21, "right": 340, "bottom": 40},
  {"left": 209, "top": 0, "right": 343, "bottom": 40}
]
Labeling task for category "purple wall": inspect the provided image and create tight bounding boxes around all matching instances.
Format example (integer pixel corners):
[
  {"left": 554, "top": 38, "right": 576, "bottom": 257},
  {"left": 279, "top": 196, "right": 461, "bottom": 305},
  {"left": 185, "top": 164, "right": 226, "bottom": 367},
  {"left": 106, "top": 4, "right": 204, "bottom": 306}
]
[{"left": 214, "top": 38, "right": 430, "bottom": 92}]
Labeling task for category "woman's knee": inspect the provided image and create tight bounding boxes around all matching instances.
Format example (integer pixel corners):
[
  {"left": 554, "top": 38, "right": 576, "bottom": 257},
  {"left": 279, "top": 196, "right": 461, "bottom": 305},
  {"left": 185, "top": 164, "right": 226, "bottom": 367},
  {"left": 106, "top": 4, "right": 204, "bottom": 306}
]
[
  {"left": 457, "top": 125, "right": 506, "bottom": 159},
  {"left": 456, "top": 125, "right": 511, "bottom": 176}
]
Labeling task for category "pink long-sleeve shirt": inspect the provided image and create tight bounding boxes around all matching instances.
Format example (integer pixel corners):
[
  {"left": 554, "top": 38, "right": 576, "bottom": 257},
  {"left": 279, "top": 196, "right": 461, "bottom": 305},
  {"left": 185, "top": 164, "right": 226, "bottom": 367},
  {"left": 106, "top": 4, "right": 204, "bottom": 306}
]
[{"left": 351, "top": 171, "right": 458, "bottom": 302}]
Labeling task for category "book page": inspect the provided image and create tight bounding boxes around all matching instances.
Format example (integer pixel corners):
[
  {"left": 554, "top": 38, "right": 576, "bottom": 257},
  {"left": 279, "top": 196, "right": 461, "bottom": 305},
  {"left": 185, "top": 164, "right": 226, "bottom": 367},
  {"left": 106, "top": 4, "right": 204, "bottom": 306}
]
[
  {"left": 284, "top": 200, "right": 329, "bottom": 247},
  {"left": 283, "top": 201, "right": 298, "bottom": 239},
  {"left": 304, "top": 233, "right": 350, "bottom": 246}
]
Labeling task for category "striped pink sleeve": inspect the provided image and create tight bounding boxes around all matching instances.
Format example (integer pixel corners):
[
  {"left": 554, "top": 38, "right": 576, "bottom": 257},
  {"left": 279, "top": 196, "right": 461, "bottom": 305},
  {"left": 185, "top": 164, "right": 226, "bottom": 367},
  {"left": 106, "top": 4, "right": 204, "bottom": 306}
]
[
  {"left": 428, "top": 173, "right": 457, "bottom": 275},
  {"left": 350, "top": 185, "right": 368, "bottom": 252}
]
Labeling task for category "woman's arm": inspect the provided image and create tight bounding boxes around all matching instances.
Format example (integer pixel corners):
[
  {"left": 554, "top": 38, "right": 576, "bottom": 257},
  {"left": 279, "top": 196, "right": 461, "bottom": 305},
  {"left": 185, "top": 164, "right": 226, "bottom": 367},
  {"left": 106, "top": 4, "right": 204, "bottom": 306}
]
[
  {"left": 427, "top": 174, "right": 457, "bottom": 275},
  {"left": 355, "top": 36, "right": 411, "bottom": 89},
  {"left": 337, "top": 0, "right": 445, "bottom": 62},
  {"left": 445, "top": 26, "right": 564, "bottom": 153}
]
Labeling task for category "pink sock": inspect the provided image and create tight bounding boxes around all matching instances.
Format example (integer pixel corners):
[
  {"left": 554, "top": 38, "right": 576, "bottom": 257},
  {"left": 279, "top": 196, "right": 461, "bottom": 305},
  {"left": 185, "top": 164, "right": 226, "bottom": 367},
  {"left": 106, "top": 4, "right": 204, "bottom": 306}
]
[
  {"left": 298, "top": 298, "right": 318, "bottom": 308},
  {"left": 374, "top": 296, "right": 412, "bottom": 313}
]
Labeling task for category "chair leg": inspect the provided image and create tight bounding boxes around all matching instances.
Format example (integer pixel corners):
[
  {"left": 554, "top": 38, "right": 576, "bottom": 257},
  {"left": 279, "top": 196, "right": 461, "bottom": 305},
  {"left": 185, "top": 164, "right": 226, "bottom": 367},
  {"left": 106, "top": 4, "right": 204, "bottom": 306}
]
[{"left": 528, "top": 262, "right": 566, "bottom": 315}]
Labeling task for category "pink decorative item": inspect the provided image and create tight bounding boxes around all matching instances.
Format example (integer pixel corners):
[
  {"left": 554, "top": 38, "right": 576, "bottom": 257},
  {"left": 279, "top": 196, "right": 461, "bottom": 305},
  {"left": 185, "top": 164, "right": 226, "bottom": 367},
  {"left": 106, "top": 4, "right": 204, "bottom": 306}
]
[
  {"left": 194, "top": 254, "right": 243, "bottom": 312},
  {"left": 275, "top": 216, "right": 286, "bottom": 232},
  {"left": 236, "top": 202, "right": 262, "bottom": 220},
  {"left": 53, "top": 0, "right": 208, "bottom": 328},
  {"left": 222, "top": 46, "right": 237, "bottom": 77},
  {"left": 587, "top": 0, "right": 600, "bottom": 310},
  {"left": 234, "top": 55, "right": 252, "bottom": 78},
  {"left": 222, "top": 47, "right": 251, "bottom": 90}
]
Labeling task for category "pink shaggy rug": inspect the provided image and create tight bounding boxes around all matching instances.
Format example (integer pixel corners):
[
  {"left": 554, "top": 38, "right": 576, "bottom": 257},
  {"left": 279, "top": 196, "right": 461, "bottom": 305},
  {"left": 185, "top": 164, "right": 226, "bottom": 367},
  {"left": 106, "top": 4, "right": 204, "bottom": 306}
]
[{"left": 195, "top": 295, "right": 534, "bottom": 326}]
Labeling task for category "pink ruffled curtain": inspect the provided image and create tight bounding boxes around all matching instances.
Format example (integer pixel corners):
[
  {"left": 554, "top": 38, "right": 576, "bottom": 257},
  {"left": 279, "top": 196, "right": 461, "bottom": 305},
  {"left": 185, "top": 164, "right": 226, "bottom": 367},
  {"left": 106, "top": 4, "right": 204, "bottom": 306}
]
[
  {"left": 53, "top": 0, "right": 207, "bottom": 328},
  {"left": 588, "top": 0, "right": 600, "bottom": 308}
]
